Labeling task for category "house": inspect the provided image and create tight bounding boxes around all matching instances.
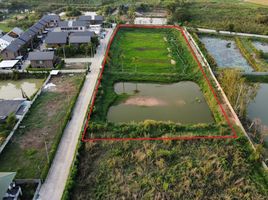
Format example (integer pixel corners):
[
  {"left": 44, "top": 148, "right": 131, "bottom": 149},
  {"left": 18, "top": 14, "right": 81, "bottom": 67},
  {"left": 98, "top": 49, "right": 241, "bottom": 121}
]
[
  {"left": 28, "top": 51, "right": 56, "bottom": 68},
  {"left": 56, "top": 20, "right": 88, "bottom": 32},
  {"left": 69, "top": 31, "right": 95, "bottom": 46},
  {"left": 45, "top": 32, "right": 68, "bottom": 47},
  {"left": 0, "top": 100, "right": 27, "bottom": 122},
  {"left": 0, "top": 172, "right": 22, "bottom": 200},
  {"left": 0, "top": 60, "right": 20, "bottom": 70},
  {"left": 0, "top": 27, "right": 23, "bottom": 51},
  {"left": 18, "top": 30, "right": 36, "bottom": 49},
  {"left": 41, "top": 14, "right": 60, "bottom": 27},
  {"left": 91, "top": 15, "right": 104, "bottom": 25},
  {"left": 0, "top": 38, "right": 27, "bottom": 60}
]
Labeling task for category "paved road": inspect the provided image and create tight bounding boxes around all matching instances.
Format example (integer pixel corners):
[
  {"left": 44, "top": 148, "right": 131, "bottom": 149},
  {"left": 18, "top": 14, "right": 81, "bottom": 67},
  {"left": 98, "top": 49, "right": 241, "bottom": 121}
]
[
  {"left": 38, "top": 28, "right": 114, "bottom": 200},
  {"left": 192, "top": 27, "right": 268, "bottom": 39},
  {"left": 64, "top": 57, "right": 93, "bottom": 63}
]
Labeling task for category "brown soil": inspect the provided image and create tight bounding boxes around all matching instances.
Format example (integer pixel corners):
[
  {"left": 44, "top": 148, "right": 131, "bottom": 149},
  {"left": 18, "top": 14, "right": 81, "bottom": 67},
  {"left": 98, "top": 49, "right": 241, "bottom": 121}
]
[{"left": 124, "top": 97, "right": 167, "bottom": 107}]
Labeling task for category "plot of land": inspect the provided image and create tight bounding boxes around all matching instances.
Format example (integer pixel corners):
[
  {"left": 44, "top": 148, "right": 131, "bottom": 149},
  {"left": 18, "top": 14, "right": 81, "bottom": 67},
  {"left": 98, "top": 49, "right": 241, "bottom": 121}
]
[
  {"left": 0, "top": 74, "right": 84, "bottom": 178},
  {"left": 109, "top": 28, "right": 175, "bottom": 73}
]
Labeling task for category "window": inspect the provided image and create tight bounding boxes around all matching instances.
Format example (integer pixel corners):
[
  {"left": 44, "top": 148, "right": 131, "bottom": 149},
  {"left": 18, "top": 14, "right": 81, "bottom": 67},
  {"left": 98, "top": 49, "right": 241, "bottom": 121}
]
[{"left": 37, "top": 60, "right": 44, "bottom": 64}]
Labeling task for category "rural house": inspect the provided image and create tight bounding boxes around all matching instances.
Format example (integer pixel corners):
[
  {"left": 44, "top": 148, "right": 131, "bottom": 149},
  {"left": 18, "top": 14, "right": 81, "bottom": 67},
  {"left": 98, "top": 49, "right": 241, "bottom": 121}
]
[
  {"left": 28, "top": 51, "right": 57, "bottom": 68},
  {"left": 69, "top": 31, "right": 95, "bottom": 46},
  {"left": 45, "top": 32, "right": 68, "bottom": 47}
]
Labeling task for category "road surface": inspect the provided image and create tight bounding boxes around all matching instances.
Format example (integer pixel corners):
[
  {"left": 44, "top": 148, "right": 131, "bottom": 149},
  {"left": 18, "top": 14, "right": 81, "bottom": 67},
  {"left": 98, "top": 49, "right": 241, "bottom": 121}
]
[
  {"left": 191, "top": 27, "right": 268, "bottom": 39},
  {"left": 64, "top": 57, "right": 93, "bottom": 63},
  {"left": 38, "top": 28, "right": 114, "bottom": 200}
]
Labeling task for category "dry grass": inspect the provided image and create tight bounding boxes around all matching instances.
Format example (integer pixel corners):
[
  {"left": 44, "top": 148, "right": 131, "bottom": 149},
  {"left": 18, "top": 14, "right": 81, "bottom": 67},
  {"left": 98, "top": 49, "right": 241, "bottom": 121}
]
[{"left": 245, "top": 0, "right": 268, "bottom": 6}]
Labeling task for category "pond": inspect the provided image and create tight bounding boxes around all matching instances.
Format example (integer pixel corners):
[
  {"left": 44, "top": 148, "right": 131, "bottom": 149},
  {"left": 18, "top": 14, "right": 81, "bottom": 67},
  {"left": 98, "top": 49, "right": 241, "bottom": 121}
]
[
  {"left": 107, "top": 82, "right": 214, "bottom": 124},
  {"left": 200, "top": 36, "right": 253, "bottom": 72},
  {"left": 0, "top": 79, "right": 43, "bottom": 100},
  {"left": 248, "top": 83, "right": 268, "bottom": 129},
  {"left": 252, "top": 41, "right": 268, "bottom": 53}
]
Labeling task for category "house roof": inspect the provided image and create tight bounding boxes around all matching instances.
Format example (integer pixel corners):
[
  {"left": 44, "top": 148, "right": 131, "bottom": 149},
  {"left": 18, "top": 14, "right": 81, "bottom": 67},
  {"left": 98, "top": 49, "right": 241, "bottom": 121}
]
[
  {"left": 0, "top": 60, "right": 19, "bottom": 69},
  {"left": 45, "top": 32, "right": 68, "bottom": 44},
  {"left": 73, "top": 20, "right": 87, "bottom": 27},
  {"left": 8, "top": 27, "right": 23, "bottom": 36},
  {"left": 69, "top": 36, "right": 91, "bottom": 44},
  {"left": 93, "top": 15, "right": 104, "bottom": 21},
  {"left": 19, "top": 30, "right": 35, "bottom": 42},
  {"left": 42, "top": 14, "right": 60, "bottom": 22},
  {"left": 0, "top": 100, "right": 24, "bottom": 119},
  {"left": 0, "top": 35, "right": 14, "bottom": 44},
  {"left": 38, "top": 20, "right": 47, "bottom": 26},
  {"left": 29, "top": 26, "right": 39, "bottom": 34},
  {"left": 78, "top": 15, "right": 92, "bottom": 21},
  {"left": 5, "top": 39, "right": 25, "bottom": 52},
  {"left": 70, "top": 31, "right": 95, "bottom": 37},
  {"left": 33, "top": 22, "right": 44, "bottom": 30},
  {"left": 28, "top": 51, "right": 54, "bottom": 61},
  {"left": 58, "top": 21, "right": 68, "bottom": 27},
  {"left": 0, "top": 172, "right": 16, "bottom": 199}
]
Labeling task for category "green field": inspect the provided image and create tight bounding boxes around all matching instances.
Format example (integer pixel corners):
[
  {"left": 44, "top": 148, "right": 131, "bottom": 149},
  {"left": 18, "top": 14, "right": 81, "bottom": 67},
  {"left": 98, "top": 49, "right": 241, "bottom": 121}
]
[
  {"left": 0, "top": 74, "right": 85, "bottom": 179},
  {"left": 109, "top": 28, "right": 175, "bottom": 73}
]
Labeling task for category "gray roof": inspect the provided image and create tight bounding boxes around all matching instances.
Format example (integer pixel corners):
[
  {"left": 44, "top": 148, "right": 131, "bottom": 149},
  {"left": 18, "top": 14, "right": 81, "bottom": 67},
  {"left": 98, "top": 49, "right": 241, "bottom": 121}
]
[
  {"left": 69, "top": 36, "right": 91, "bottom": 44},
  {"left": 0, "top": 35, "right": 14, "bottom": 43},
  {"left": 45, "top": 32, "right": 68, "bottom": 44},
  {"left": 42, "top": 14, "right": 60, "bottom": 22},
  {"left": 33, "top": 22, "right": 44, "bottom": 30},
  {"left": 94, "top": 15, "right": 104, "bottom": 21},
  {"left": 78, "top": 15, "right": 92, "bottom": 21},
  {"left": 19, "top": 30, "right": 35, "bottom": 42},
  {"left": 73, "top": 20, "right": 87, "bottom": 27},
  {"left": 58, "top": 21, "right": 68, "bottom": 27},
  {"left": 38, "top": 20, "right": 47, "bottom": 26},
  {"left": 0, "top": 100, "right": 24, "bottom": 119},
  {"left": 28, "top": 51, "right": 54, "bottom": 61},
  {"left": 29, "top": 26, "right": 39, "bottom": 34},
  {"left": 5, "top": 39, "right": 26, "bottom": 52},
  {"left": 70, "top": 31, "right": 95, "bottom": 37},
  {"left": 0, "top": 172, "right": 16, "bottom": 199},
  {"left": 9, "top": 27, "right": 23, "bottom": 36},
  {"left": 58, "top": 20, "right": 87, "bottom": 28}
]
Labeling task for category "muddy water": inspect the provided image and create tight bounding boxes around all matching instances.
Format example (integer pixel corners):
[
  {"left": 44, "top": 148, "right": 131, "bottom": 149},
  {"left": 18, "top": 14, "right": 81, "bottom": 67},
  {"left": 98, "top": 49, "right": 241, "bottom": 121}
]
[
  {"left": 200, "top": 36, "right": 253, "bottom": 72},
  {"left": 0, "top": 79, "right": 43, "bottom": 100},
  {"left": 107, "top": 82, "right": 214, "bottom": 123},
  {"left": 248, "top": 83, "right": 268, "bottom": 128}
]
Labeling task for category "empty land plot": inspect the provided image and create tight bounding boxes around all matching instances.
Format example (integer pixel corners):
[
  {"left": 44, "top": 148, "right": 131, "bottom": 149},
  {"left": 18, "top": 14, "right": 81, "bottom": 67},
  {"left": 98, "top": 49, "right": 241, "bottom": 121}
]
[{"left": 0, "top": 74, "right": 85, "bottom": 178}]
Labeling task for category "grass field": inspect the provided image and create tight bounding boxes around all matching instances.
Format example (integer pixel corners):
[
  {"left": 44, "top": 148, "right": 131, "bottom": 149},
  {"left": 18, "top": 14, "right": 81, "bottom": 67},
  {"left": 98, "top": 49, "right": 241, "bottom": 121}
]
[
  {"left": 0, "top": 22, "right": 12, "bottom": 32},
  {"left": 0, "top": 74, "right": 84, "bottom": 178},
  {"left": 109, "top": 28, "right": 176, "bottom": 74}
]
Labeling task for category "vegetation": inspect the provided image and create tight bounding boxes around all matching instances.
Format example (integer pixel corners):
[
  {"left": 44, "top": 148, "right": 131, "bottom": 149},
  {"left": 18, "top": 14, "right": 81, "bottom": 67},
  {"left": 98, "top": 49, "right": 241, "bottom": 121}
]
[
  {"left": 0, "top": 74, "right": 85, "bottom": 179},
  {"left": 71, "top": 131, "right": 268, "bottom": 199},
  {"left": 218, "top": 69, "right": 259, "bottom": 118}
]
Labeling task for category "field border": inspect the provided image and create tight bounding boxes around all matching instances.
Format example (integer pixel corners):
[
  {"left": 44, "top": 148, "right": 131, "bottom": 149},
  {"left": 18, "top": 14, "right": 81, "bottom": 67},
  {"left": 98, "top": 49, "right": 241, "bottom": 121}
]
[{"left": 82, "top": 24, "right": 237, "bottom": 142}]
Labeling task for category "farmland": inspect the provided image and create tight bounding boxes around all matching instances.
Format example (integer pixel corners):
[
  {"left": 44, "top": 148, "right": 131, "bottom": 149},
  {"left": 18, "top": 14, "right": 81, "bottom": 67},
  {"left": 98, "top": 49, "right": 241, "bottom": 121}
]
[
  {"left": 0, "top": 74, "right": 85, "bottom": 179},
  {"left": 63, "top": 27, "right": 268, "bottom": 199}
]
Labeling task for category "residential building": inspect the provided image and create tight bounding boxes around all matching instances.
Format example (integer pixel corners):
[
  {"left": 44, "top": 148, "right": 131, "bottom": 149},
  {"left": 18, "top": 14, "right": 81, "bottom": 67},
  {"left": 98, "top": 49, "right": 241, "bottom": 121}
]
[
  {"left": 0, "top": 60, "right": 20, "bottom": 70},
  {"left": 69, "top": 31, "right": 95, "bottom": 46},
  {"left": 45, "top": 32, "right": 68, "bottom": 47},
  {"left": 28, "top": 51, "right": 56, "bottom": 68},
  {"left": 0, "top": 100, "right": 27, "bottom": 122},
  {"left": 56, "top": 20, "right": 88, "bottom": 32},
  {"left": 0, "top": 38, "right": 27, "bottom": 60},
  {"left": 42, "top": 14, "right": 60, "bottom": 27},
  {"left": 0, "top": 172, "right": 22, "bottom": 200},
  {"left": 0, "top": 27, "right": 23, "bottom": 51}
]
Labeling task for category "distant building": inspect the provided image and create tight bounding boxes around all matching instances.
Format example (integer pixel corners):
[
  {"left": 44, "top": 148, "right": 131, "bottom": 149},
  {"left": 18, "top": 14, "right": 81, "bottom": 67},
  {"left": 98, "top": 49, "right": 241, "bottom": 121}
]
[
  {"left": 78, "top": 15, "right": 104, "bottom": 25},
  {"left": 28, "top": 51, "right": 56, "bottom": 68},
  {"left": 0, "top": 100, "right": 28, "bottom": 122},
  {"left": 0, "top": 172, "right": 22, "bottom": 200},
  {"left": 0, "top": 60, "right": 20, "bottom": 70},
  {"left": 69, "top": 31, "right": 95, "bottom": 46},
  {"left": 42, "top": 14, "right": 60, "bottom": 27},
  {"left": 0, "top": 27, "right": 24, "bottom": 51},
  {"left": 45, "top": 32, "right": 68, "bottom": 47},
  {"left": 56, "top": 20, "right": 88, "bottom": 32}
]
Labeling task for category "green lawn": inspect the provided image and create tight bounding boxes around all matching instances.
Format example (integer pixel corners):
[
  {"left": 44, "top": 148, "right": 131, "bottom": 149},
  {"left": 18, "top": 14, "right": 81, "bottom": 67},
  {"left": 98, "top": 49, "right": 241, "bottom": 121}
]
[
  {"left": 0, "top": 23, "right": 12, "bottom": 32},
  {"left": 109, "top": 28, "right": 175, "bottom": 74},
  {"left": 0, "top": 74, "right": 84, "bottom": 178}
]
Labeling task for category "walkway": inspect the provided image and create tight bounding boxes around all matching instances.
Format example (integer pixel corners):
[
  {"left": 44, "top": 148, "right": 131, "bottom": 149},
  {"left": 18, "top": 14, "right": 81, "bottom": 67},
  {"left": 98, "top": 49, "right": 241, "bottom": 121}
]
[
  {"left": 64, "top": 57, "right": 93, "bottom": 63},
  {"left": 193, "top": 27, "right": 268, "bottom": 39},
  {"left": 38, "top": 28, "right": 114, "bottom": 200}
]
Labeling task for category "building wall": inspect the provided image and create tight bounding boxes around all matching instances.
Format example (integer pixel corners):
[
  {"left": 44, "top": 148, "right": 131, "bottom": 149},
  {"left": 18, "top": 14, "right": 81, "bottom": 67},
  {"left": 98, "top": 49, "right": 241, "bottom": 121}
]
[
  {"left": 30, "top": 60, "right": 54, "bottom": 68},
  {"left": 0, "top": 50, "right": 19, "bottom": 60}
]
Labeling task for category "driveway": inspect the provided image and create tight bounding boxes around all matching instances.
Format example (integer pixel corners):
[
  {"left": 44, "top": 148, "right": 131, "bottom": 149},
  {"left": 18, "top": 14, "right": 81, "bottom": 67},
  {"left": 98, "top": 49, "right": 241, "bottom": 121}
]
[{"left": 38, "top": 28, "right": 114, "bottom": 200}]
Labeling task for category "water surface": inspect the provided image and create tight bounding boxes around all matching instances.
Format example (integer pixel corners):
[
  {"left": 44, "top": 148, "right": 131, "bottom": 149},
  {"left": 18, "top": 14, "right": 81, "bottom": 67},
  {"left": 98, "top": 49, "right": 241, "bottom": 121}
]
[
  {"left": 248, "top": 83, "right": 268, "bottom": 128},
  {"left": 252, "top": 41, "right": 268, "bottom": 53},
  {"left": 107, "top": 82, "right": 214, "bottom": 124},
  {"left": 200, "top": 36, "right": 253, "bottom": 72},
  {"left": 0, "top": 79, "right": 43, "bottom": 100}
]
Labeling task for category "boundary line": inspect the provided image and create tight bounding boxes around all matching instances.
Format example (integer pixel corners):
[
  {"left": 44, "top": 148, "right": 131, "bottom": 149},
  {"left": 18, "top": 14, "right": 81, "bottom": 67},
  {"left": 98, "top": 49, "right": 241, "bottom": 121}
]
[{"left": 82, "top": 24, "right": 237, "bottom": 142}]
